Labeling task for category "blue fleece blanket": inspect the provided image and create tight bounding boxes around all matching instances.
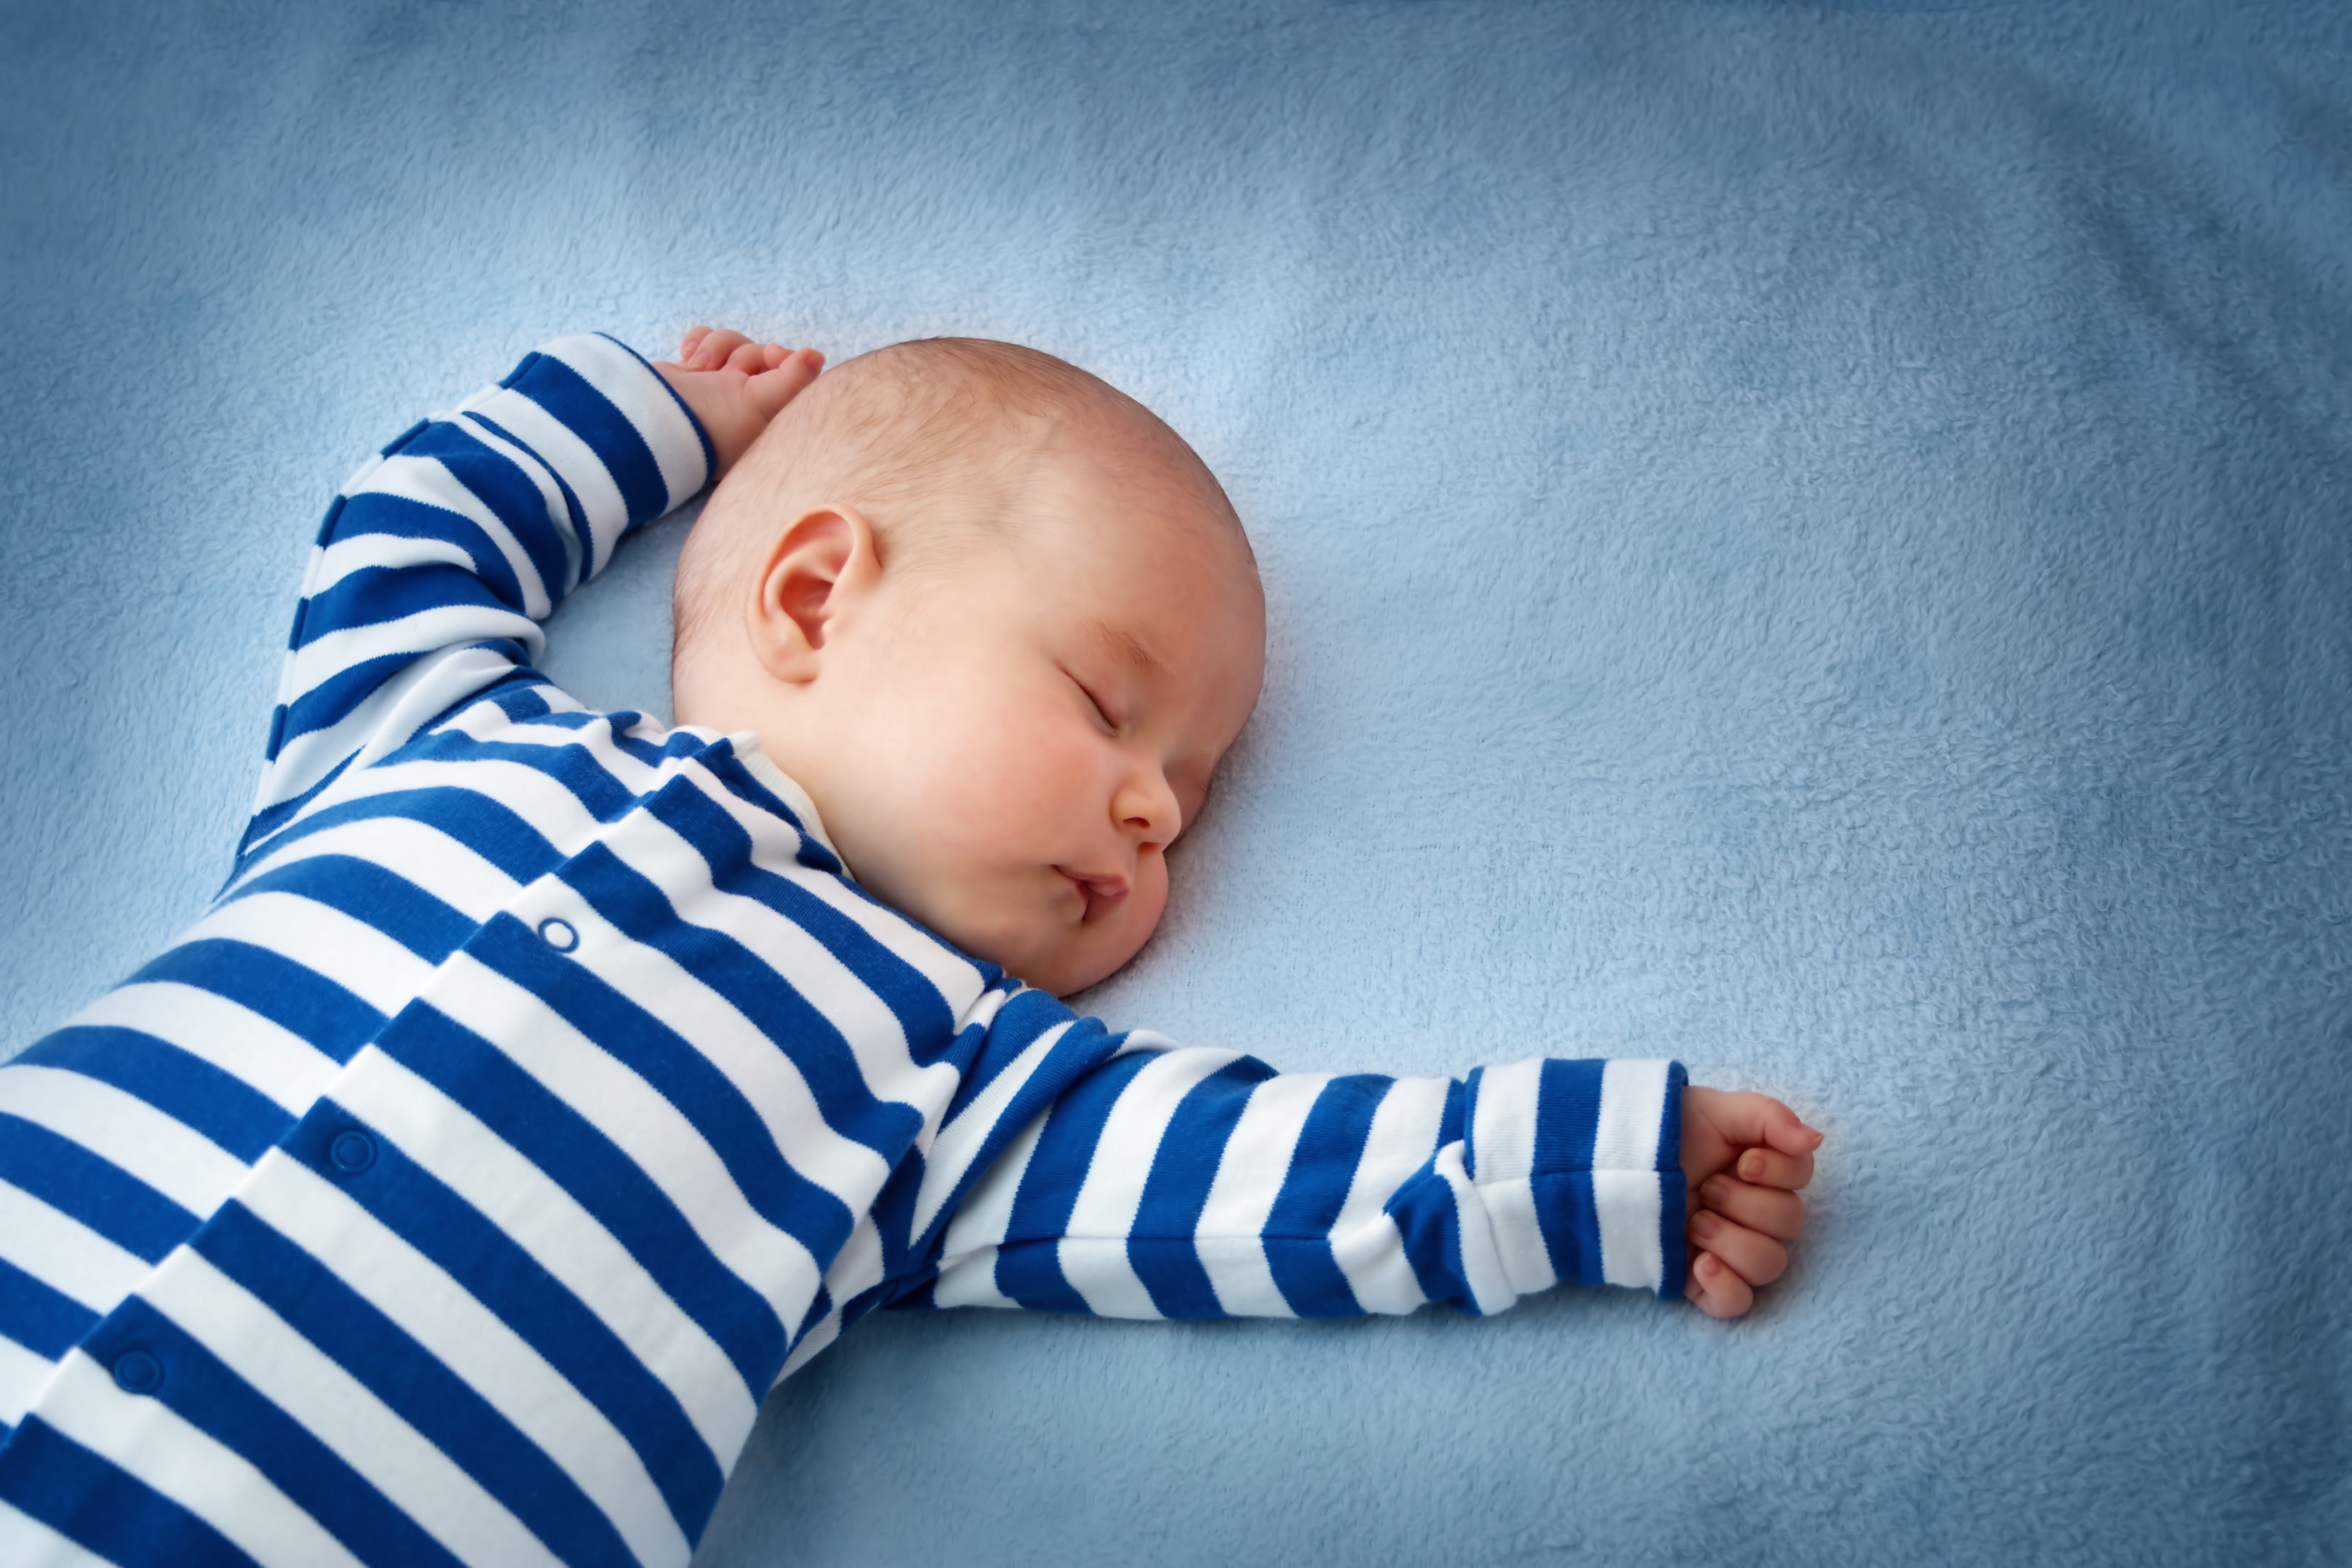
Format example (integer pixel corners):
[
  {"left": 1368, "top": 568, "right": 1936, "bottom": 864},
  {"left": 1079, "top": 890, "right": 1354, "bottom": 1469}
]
[{"left": 2, "top": 2, "right": 2345, "bottom": 1563}]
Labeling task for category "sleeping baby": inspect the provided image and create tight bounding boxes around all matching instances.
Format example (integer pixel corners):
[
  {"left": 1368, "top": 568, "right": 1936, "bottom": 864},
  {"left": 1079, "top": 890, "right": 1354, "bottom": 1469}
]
[{"left": 0, "top": 324, "right": 1819, "bottom": 1565}]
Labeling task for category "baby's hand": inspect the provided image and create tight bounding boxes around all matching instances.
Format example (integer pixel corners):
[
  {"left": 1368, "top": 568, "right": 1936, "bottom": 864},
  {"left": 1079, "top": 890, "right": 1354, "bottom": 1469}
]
[
  {"left": 1679, "top": 1085, "right": 1821, "bottom": 1320},
  {"left": 653, "top": 326, "right": 825, "bottom": 481}
]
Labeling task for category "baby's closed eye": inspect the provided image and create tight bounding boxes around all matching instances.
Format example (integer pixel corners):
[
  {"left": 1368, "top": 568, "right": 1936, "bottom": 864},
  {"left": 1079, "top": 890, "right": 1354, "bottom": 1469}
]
[{"left": 1069, "top": 672, "right": 1119, "bottom": 731}]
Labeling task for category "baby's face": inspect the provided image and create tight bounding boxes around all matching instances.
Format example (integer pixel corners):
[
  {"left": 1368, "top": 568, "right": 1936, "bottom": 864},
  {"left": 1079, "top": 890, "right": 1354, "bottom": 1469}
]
[{"left": 759, "top": 445, "right": 1264, "bottom": 995}]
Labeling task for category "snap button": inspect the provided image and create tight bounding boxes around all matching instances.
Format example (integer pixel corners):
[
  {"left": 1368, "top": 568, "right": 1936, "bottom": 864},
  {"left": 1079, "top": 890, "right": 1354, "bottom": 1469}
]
[
  {"left": 329, "top": 1129, "right": 377, "bottom": 1173},
  {"left": 537, "top": 917, "right": 579, "bottom": 953},
  {"left": 113, "top": 1350, "right": 164, "bottom": 1395}
]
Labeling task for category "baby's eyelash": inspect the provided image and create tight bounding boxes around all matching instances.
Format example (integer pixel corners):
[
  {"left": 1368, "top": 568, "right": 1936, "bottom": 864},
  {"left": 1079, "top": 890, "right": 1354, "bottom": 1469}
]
[{"left": 1072, "top": 675, "right": 1117, "bottom": 730}]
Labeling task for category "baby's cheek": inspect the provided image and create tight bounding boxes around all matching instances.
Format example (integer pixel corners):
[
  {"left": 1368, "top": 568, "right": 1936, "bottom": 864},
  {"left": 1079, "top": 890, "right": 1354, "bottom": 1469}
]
[
  {"left": 1139, "top": 852, "right": 1170, "bottom": 918},
  {"left": 1116, "top": 856, "right": 1172, "bottom": 956},
  {"left": 950, "top": 722, "right": 1079, "bottom": 839}
]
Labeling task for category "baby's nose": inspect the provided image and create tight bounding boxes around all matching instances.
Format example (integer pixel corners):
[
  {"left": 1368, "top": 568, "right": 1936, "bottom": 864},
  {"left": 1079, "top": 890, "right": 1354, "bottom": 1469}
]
[{"left": 1113, "top": 772, "right": 1180, "bottom": 846}]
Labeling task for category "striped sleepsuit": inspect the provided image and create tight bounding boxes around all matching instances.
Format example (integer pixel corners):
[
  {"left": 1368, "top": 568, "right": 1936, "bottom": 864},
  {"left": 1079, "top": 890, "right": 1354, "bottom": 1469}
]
[{"left": 0, "top": 334, "right": 1690, "bottom": 1566}]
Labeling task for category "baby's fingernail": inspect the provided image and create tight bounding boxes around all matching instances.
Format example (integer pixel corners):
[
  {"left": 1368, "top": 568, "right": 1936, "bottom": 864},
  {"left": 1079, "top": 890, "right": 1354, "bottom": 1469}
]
[
  {"left": 1692, "top": 1212, "right": 1721, "bottom": 1240},
  {"left": 1738, "top": 1151, "right": 1765, "bottom": 1181},
  {"left": 1701, "top": 1179, "right": 1730, "bottom": 1206}
]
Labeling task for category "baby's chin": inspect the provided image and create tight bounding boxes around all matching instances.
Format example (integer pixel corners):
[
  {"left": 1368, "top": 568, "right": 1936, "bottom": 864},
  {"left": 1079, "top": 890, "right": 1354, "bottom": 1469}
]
[
  {"left": 863, "top": 862, "right": 1157, "bottom": 998},
  {"left": 958, "top": 923, "right": 1131, "bottom": 999},
  {"left": 954, "top": 910, "right": 1150, "bottom": 999},
  {"left": 1025, "top": 893, "right": 1170, "bottom": 996}
]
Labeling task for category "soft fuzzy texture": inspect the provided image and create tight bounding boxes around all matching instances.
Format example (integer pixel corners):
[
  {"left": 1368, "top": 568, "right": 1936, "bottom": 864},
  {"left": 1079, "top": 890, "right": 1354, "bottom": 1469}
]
[{"left": 2, "top": 2, "right": 2346, "bottom": 1563}]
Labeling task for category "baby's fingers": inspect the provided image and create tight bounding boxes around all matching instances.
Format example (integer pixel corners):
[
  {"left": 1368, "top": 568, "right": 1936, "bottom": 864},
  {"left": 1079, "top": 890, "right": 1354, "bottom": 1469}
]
[
  {"left": 1689, "top": 1209, "right": 1787, "bottom": 1287},
  {"left": 1707, "top": 1091, "right": 1823, "bottom": 1161},
  {"left": 1697, "top": 1175, "right": 1806, "bottom": 1240},
  {"left": 686, "top": 328, "right": 752, "bottom": 371},
  {"left": 1735, "top": 1144, "right": 1813, "bottom": 1192},
  {"left": 723, "top": 339, "right": 782, "bottom": 375},
  {"left": 1763, "top": 1112, "right": 1825, "bottom": 1159},
  {"left": 747, "top": 349, "right": 824, "bottom": 421},
  {"left": 1685, "top": 1251, "right": 1753, "bottom": 1319}
]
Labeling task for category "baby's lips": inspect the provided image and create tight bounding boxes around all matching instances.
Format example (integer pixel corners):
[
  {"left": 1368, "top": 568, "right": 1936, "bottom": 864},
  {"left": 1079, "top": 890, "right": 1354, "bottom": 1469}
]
[{"left": 1056, "top": 866, "right": 1130, "bottom": 920}]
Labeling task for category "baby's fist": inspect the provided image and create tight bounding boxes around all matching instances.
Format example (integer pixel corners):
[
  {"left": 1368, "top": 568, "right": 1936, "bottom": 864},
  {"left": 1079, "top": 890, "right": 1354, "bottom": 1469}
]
[
  {"left": 1679, "top": 1085, "right": 1820, "bottom": 1320},
  {"left": 654, "top": 327, "right": 825, "bottom": 481}
]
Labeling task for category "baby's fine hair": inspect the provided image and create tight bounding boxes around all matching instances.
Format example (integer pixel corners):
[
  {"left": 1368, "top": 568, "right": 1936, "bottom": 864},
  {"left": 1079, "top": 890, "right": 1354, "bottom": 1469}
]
[{"left": 669, "top": 336, "right": 1244, "bottom": 664}]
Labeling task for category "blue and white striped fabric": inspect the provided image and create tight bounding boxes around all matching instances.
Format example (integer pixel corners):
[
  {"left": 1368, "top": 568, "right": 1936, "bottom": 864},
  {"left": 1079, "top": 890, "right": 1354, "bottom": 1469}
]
[{"left": 0, "top": 334, "right": 1689, "bottom": 1567}]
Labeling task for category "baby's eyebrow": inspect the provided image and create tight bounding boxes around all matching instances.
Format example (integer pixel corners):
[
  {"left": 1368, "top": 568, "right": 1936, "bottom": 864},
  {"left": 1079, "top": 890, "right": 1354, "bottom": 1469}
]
[{"left": 1084, "top": 617, "right": 1163, "bottom": 679}]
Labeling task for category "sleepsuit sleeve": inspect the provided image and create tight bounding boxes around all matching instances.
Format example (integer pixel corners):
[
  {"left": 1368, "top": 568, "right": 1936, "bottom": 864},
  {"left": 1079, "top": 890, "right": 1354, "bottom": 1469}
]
[
  {"left": 242, "top": 334, "right": 714, "bottom": 857},
  {"left": 875, "top": 992, "right": 1688, "bottom": 1327}
]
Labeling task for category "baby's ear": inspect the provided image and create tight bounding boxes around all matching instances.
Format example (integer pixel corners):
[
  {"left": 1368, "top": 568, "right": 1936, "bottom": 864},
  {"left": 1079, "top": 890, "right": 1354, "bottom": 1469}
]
[{"left": 747, "top": 505, "right": 878, "bottom": 682}]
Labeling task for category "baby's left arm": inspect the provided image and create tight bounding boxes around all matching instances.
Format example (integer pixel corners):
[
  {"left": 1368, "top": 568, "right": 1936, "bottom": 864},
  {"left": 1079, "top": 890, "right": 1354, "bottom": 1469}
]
[
  {"left": 880, "top": 1013, "right": 1814, "bottom": 1325},
  {"left": 865, "top": 1003, "right": 1817, "bottom": 1331}
]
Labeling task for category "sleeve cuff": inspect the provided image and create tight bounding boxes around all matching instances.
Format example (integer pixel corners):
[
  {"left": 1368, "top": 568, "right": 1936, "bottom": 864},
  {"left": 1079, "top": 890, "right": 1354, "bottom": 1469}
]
[
  {"left": 1468, "top": 1057, "right": 1687, "bottom": 1300},
  {"left": 460, "top": 334, "right": 714, "bottom": 581},
  {"left": 1646, "top": 1061, "right": 1689, "bottom": 1300},
  {"left": 581, "top": 331, "right": 718, "bottom": 502}
]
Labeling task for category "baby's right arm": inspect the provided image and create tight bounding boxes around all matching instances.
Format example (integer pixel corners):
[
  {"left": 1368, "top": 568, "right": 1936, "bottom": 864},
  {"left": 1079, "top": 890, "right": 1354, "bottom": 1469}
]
[
  {"left": 649, "top": 327, "right": 822, "bottom": 474},
  {"left": 243, "top": 333, "right": 720, "bottom": 858},
  {"left": 239, "top": 328, "right": 822, "bottom": 870}
]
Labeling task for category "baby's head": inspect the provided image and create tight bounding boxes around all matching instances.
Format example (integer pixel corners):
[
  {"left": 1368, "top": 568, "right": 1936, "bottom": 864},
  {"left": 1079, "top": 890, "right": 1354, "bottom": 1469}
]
[{"left": 669, "top": 340, "right": 1265, "bottom": 996}]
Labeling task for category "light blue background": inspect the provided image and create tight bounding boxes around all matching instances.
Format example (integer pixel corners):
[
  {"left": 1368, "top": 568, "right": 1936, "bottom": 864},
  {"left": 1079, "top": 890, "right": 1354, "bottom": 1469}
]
[{"left": 3, "top": 2, "right": 2347, "bottom": 1563}]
